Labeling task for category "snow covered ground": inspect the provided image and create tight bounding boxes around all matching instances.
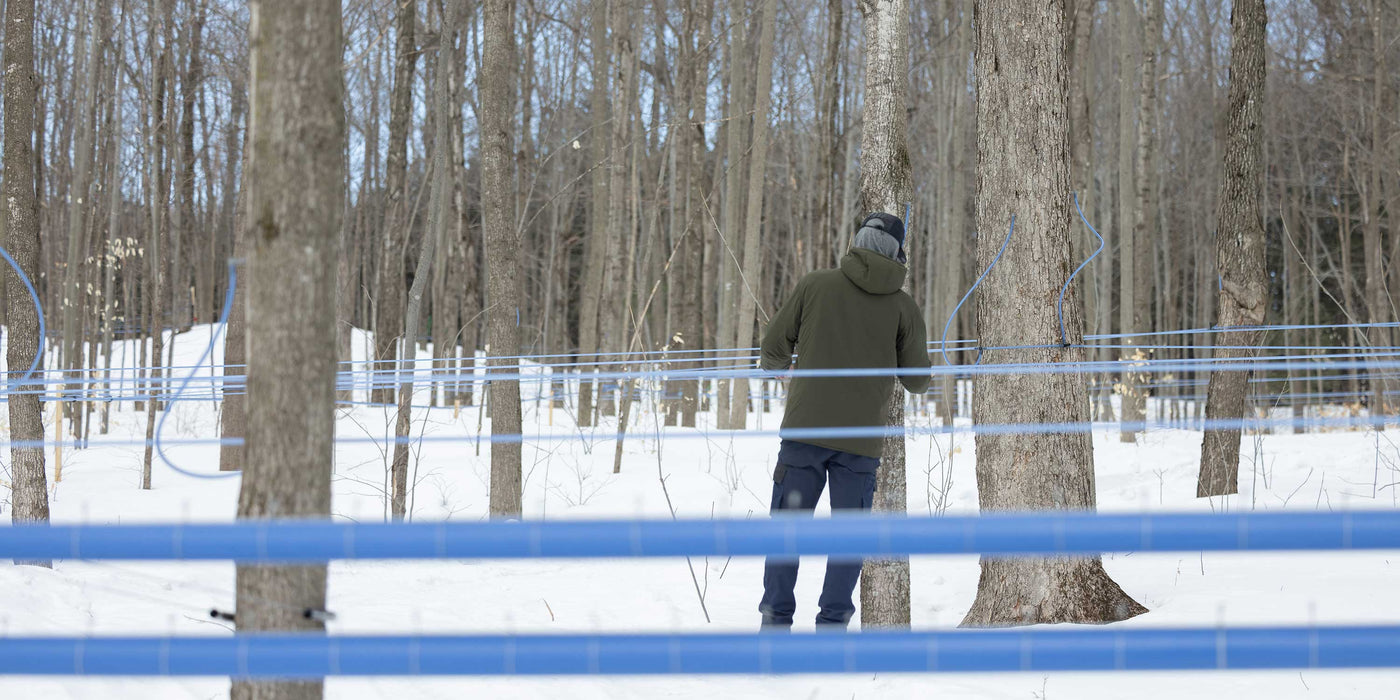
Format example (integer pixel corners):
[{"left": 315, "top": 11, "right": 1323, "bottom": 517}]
[{"left": 3, "top": 325, "right": 1400, "bottom": 698}]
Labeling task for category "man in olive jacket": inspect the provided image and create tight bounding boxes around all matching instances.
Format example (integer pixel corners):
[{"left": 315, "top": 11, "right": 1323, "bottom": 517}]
[{"left": 757, "top": 212, "right": 931, "bottom": 630}]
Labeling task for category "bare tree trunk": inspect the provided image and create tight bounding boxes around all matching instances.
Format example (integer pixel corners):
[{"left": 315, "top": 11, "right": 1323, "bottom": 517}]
[
  {"left": 1115, "top": 0, "right": 1137, "bottom": 439},
  {"left": 177, "top": 0, "right": 205, "bottom": 331},
  {"left": 577, "top": 0, "right": 611, "bottom": 427},
  {"left": 483, "top": 0, "right": 522, "bottom": 517},
  {"left": 1197, "top": 0, "right": 1268, "bottom": 499},
  {"left": 4, "top": 0, "right": 52, "bottom": 567},
  {"left": 62, "top": 3, "right": 101, "bottom": 445},
  {"left": 599, "top": 0, "right": 636, "bottom": 420},
  {"left": 101, "top": 25, "right": 125, "bottom": 436},
  {"left": 219, "top": 104, "right": 252, "bottom": 472},
  {"left": 230, "top": 2, "right": 342, "bottom": 699},
  {"left": 391, "top": 0, "right": 460, "bottom": 520},
  {"left": 1284, "top": 187, "right": 1304, "bottom": 433},
  {"left": 667, "top": 0, "right": 712, "bottom": 428},
  {"left": 855, "top": 0, "right": 913, "bottom": 629},
  {"left": 815, "top": 0, "right": 843, "bottom": 271},
  {"left": 727, "top": 0, "right": 776, "bottom": 430},
  {"left": 372, "top": 0, "right": 417, "bottom": 405},
  {"left": 1362, "top": 0, "right": 1390, "bottom": 416},
  {"left": 937, "top": 1, "right": 969, "bottom": 425},
  {"left": 715, "top": 0, "right": 750, "bottom": 430},
  {"left": 429, "top": 4, "right": 462, "bottom": 411},
  {"left": 1067, "top": 0, "right": 1093, "bottom": 342},
  {"left": 961, "top": 0, "right": 1145, "bottom": 626},
  {"left": 1121, "top": 0, "right": 1159, "bottom": 442},
  {"left": 142, "top": 0, "right": 174, "bottom": 490}
]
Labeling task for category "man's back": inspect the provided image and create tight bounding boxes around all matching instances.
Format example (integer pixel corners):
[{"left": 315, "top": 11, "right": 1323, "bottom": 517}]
[{"left": 760, "top": 247, "right": 931, "bottom": 458}]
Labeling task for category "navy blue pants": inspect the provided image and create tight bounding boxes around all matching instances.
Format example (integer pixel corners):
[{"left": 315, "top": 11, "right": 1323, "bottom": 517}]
[{"left": 758, "top": 459, "right": 878, "bottom": 628}]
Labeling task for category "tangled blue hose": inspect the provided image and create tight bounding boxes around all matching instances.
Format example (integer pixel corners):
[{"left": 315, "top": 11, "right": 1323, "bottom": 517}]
[
  {"left": 155, "top": 259, "right": 240, "bottom": 480},
  {"left": 1058, "top": 192, "right": 1105, "bottom": 346},
  {"left": 0, "top": 243, "right": 46, "bottom": 390},
  {"left": 942, "top": 215, "right": 1014, "bottom": 366}
]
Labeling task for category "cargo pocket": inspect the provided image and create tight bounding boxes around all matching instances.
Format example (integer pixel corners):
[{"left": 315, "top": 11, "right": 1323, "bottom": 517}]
[
  {"left": 860, "top": 472, "right": 877, "bottom": 510},
  {"left": 772, "top": 463, "right": 788, "bottom": 484}
]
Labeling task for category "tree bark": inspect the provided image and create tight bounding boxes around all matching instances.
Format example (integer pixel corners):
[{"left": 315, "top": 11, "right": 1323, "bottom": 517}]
[
  {"left": 220, "top": 97, "right": 252, "bottom": 472},
  {"left": 668, "top": 0, "right": 712, "bottom": 428},
  {"left": 428, "top": 2, "right": 462, "bottom": 410},
  {"left": 232, "top": 1, "right": 343, "bottom": 698},
  {"left": 727, "top": 0, "right": 776, "bottom": 430},
  {"left": 1362, "top": 0, "right": 1390, "bottom": 415},
  {"left": 1197, "top": 0, "right": 1268, "bottom": 499},
  {"left": 715, "top": 0, "right": 750, "bottom": 430},
  {"left": 482, "top": 0, "right": 522, "bottom": 517},
  {"left": 142, "top": 0, "right": 174, "bottom": 490},
  {"left": 1121, "top": 0, "right": 1159, "bottom": 442},
  {"left": 1115, "top": 0, "right": 1137, "bottom": 438},
  {"left": 4, "top": 0, "right": 52, "bottom": 567},
  {"left": 372, "top": 0, "right": 417, "bottom": 405},
  {"left": 962, "top": 0, "right": 1145, "bottom": 626},
  {"left": 62, "top": 2, "right": 102, "bottom": 444},
  {"left": 577, "top": 0, "right": 611, "bottom": 427},
  {"left": 599, "top": 0, "right": 636, "bottom": 420},
  {"left": 855, "top": 0, "right": 913, "bottom": 629},
  {"left": 936, "top": 1, "right": 970, "bottom": 425},
  {"left": 391, "top": 0, "right": 461, "bottom": 520},
  {"left": 101, "top": 22, "right": 126, "bottom": 436}
]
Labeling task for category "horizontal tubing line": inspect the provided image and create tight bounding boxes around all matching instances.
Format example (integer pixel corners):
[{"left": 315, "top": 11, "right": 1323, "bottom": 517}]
[
  {"left": 11, "top": 412, "right": 1400, "bottom": 451},
  {"left": 12, "top": 346, "right": 1400, "bottom": 386},
  {"left": 2, "top": 625, "right": 1399, "bottom": 676},
  {"left": 2, "top": 510, "right": 1398, "bottom": 561},
  {"left": 10, "top": 354, "right": 1400, "bottom": 396},
  {"left": 12, "top": 320, "right": 1398, "bottom": 376}
]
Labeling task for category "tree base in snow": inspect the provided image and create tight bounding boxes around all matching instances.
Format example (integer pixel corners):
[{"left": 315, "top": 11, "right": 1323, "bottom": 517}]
[
  {"left": 959, "top": 556, "right": 1147, "bottom": 627},
  {"left": 860, "top": 557, "right": 911, "bottom": 628}
]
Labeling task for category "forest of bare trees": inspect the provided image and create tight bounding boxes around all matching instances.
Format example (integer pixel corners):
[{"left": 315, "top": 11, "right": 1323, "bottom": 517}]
[
  {"left": 0, "top": 0, "right": 1396, "bottom": 680},
  {"left": 0, "top": 0, "right": 1391, "bottom": 454}
]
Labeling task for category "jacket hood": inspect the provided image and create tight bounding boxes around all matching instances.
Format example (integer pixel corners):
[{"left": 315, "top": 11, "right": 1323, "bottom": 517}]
[{"left": 840, "top": 248, "right": 907, "bottom": 295}]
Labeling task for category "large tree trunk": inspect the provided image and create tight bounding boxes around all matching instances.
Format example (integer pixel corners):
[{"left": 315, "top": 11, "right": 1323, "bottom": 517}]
[
  {"left": 726, "top": 0, "right": 776, "bottom": 430},
  {"left": 1197, "top": 0, "right": 1268, "bottom": 499},
  {"left": 232, "top": 1, "right": 343, "bottom": 699},
  {"left": 4, "top": 0, "right": 52, "bottom": 567},
  {"left": 961, "top": 0, "right": 1145, "bottom": 627},
  {"left": 856, "top": 0, "right": 913, "bottom": 629},
  {"left": 372, "top": 0, "right": 417, "bottom": 405},
  {"left": 482, "top": 0, "right": 522, "bottom": 517}
]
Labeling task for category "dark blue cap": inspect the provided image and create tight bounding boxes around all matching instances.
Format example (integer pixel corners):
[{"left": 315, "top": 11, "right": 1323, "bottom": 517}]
[{"left": 860, "top": 212, "right": 905, "bottom": 247}]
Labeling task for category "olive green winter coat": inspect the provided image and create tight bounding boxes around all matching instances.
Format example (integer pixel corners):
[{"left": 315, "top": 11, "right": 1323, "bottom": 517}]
[{"left": 760, "top": 248, "right": 931, "bottom": 458}]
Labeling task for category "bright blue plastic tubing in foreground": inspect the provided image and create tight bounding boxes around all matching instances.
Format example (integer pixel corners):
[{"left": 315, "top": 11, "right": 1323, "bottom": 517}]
[
  {"left": 3, "top": 510, "right": 1400, "bottom": 562},
  {"left": 1, "top": 626, "right": 1398, "bottom": 676}
]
